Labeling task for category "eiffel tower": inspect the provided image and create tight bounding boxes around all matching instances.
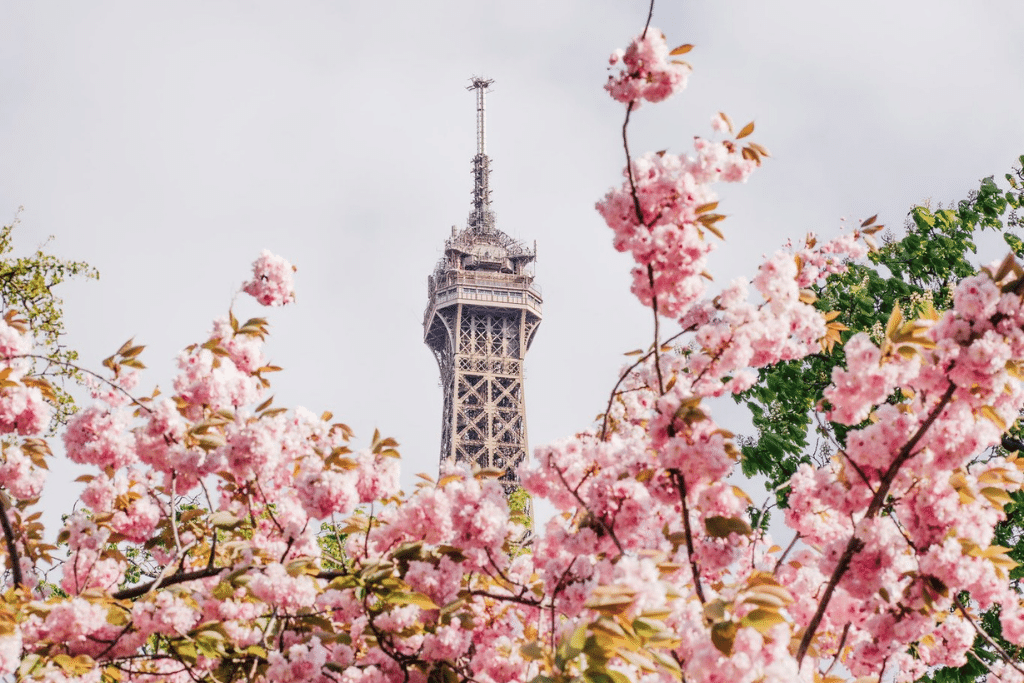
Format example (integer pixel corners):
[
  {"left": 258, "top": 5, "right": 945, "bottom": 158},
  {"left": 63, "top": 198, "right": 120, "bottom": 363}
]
[{"left": 423, "top": 78, "right": 542, "bottom": 496}]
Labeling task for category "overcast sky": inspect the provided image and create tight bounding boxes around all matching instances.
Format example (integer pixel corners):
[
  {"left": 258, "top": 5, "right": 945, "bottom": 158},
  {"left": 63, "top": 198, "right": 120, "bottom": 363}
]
[{"left": 2, "top": 1, "right": 1024, "bottom": 527}]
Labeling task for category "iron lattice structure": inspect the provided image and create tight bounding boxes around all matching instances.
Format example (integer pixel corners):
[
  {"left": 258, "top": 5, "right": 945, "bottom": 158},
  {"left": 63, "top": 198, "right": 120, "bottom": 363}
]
[{"left": 424, "top": 78, "right": 542, "bottom": 495}]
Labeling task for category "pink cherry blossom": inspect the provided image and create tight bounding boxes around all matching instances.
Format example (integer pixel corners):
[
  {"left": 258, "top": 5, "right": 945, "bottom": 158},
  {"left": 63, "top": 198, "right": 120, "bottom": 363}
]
[
  {"left": 243, "top": 249, "right": 296, "bottom": 306},
  {"left": 606, "top": 28, "right": 690, "bottom": 105}
]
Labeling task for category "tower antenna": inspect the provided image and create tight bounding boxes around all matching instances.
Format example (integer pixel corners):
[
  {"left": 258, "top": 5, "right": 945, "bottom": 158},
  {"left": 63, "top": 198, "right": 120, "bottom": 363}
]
[{"left": 467, "top": 77, "right": 495, "bottom": 232}]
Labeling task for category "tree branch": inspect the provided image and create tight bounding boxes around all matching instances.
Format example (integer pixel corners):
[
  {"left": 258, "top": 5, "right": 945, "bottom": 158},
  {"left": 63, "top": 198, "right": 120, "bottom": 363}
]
[
  {"left": 669, "top": 470, "right": 705, "bottom": 604},
  {"left": 0, "top": 495, "right": 23, "bottom": 589},
  {"left": 641, "top": 0, "right": 655, "bottom": 39},
  {"left": 796, "top": 380, "right": 957, "bottom": 664},
  {"left": 112, "top": 566, "right": 224, "bottom": 601},
  {"left": 8, "top": 353, "right": 153, "bottom": 414}
]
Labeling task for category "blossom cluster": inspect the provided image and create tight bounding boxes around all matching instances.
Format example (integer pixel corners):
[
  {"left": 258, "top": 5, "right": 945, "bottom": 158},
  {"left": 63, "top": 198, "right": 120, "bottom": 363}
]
[
  {"left": 596, "top": 139, "right": 759, "bottom": 319},
  {"left": 243, "top": 249, "right": 296, "bottom": 306},
  {"left": 605, "top": 28, "right": 690, "bottom": 105}
]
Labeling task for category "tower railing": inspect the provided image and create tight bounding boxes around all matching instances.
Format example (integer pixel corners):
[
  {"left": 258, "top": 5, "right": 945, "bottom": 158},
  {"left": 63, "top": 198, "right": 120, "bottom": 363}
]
[{"left": 425, "top": 271, "right": 542, "bottom": 325}]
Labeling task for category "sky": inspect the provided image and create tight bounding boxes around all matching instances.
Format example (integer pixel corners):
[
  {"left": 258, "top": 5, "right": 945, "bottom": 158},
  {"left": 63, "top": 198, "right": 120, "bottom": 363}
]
[{"left": 1, "top": 1, "right": 1024, "bottom": 530}]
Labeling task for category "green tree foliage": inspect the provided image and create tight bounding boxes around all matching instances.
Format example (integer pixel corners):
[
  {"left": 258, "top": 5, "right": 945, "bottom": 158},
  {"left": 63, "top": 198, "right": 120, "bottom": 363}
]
[
  {"left": 737, "top": 156, "right": 1024, "bottom": 681},
  {"left": 0, "top": 214, "right": 98, "bottom": 427},
  {"left": 739, "top": 157, "right": 1024, "bottom": 490}
]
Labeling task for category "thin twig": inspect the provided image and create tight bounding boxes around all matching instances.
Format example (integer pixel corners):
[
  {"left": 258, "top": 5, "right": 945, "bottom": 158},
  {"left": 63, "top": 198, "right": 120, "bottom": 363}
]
[
  {"left": 772, "top": 532, "right": 801, "bottom": 576},
  {"left": 955, "top": 595, "right": 1024, "bottom": 677},
  {"left": 865, "top": 381, "right": 957, "bottom": 518},
  {"left": 823, "top": 623, "right": 851, "bottom": 676},
  {"left": 555, "top": 465, "right": 625, "bottom": 555},
  {"left": 464, "top": 589, "right": 544, "bottom": 608},
  {"left": 484, "top": 547, "right": 518, "bottom": 591},
  {"left": 622, "top": 102, "right": 643, "bottom": 223},
  {"left": 885, "top": 511, "right": 919, "bottom": 553},
  {"left": 620, "top": 96, "right": 667, "bottom": 396},
  {"left": 9, "top": 353, "right": 153, "bottom": 414},
  {"left": 364, "top": 502, "right": 374, "bottom": 560},
  {"left": 838, "top": 450, "right": 877, "bottom": 494},
  {"left": 198, "top": 480, "right": 218, "bottom": 570},
  {"left": 641, "top": 0, "right": 655, "bottom": 38},
  {"left": 254, "top": 480, "right": 285, "bottom": 536},
  {"left": 600, "top": 328, "right": 690, "bottom": 440}
]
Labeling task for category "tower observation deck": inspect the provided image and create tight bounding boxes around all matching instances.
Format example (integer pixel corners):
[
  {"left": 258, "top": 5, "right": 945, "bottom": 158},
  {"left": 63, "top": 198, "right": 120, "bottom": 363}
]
[{"left": 424, "top": 78, "right": 542, "bottom": 493}]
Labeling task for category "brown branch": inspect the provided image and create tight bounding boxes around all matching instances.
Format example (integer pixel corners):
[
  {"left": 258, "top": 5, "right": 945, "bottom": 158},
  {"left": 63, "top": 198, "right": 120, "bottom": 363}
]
[
  {"left": 112, "top": 566, "right": 224, "bottom": 600},
  {"left": 865, "top": 380, "right": 957, "bottom": 518},
  {"left": 0, "top": 495, "right": 23, "bottom": 589},
  {"left": 549, "top": 557, "right": 579, "bottom": 652},
  {"left": 794, "top": 535, "right": 863, "bottom": 665},
  {"left": 621, "top": 96, "right": 666, "bottom": 396},
  {"left": 465, "top": 589, "right": 544, "bottom": 608},
  {"left": 484, "top": 547, "right": 518, "bottom": 591},
  {"left": 669, "top": 470, "right": 705, "bottom": 604},
  {"left": 601, "top": 350, "right": 655, "bottom": 439},
  {"left": 796, "top": 381, "right": 958, "bottom": 664}
]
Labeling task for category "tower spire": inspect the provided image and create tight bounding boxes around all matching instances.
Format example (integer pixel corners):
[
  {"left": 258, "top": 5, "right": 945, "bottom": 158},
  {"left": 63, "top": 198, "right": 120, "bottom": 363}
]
[{"left": 467, "top": 77, "right": 495, "bottom": 232}]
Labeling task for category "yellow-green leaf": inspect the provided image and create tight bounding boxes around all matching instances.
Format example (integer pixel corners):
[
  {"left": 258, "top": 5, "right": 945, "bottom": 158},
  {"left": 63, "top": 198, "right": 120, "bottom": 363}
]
[
  {"left": 979, "top": 406, "right": 1007, "bottom": 431},
  {"left": 705, "top": 516, "right": 752, "bottom": 538},
  {"left": 711, "top": 621, "right": 737, "bottom": 655},
  {"left": 387, "top": 591, "right": 439, "bottom": 610},
  {"left": 741, "top": 607, "right": 786, "bottom": 633}
]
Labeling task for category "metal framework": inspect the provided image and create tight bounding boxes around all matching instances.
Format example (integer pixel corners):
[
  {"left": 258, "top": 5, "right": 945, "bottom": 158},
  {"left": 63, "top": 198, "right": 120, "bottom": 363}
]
[{"left": 424, "top": 78, "right": 542, "bottom": 497}]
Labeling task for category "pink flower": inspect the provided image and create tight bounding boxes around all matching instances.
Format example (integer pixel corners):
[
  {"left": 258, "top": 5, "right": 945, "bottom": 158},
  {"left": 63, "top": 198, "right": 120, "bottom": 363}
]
[
  {"left": 953, "top": 274, "right": 1000, "bottom": 322},
  {"left": 605, "top": 29, "right": 690, "bottom": 105},
  {"left": 42, "top": 598, "right": 107, "bottom": 644},
  {"left": 0, "top": 320, "right": 30, "bottom": 360},
  {"left": 0, "top": 445, "right": 45, "bottom": 499},
  {"left": 243, "top": 249, "right": 296, "bottom": 306},
  {"left": 266, "top": 637, "right": 329, "bottom": 683},
  {"left": 0, "top": 383, "right": 48, "bottom": 436},
  {"left": 249, "top": 563, "right": 319, "bottom": 613},
  {"left": 131, "top": 592, "right": 200, "bottom": 638},
  {"left": 0, "top": 629, "right": 20, "bottom": 677},
  {"left": 63, "top": 405, "right": 137, "bottom": 469}
]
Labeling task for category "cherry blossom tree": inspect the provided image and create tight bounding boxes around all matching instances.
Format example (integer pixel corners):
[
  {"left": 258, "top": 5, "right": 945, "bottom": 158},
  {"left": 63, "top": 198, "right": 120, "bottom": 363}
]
[{"left": 0, "top": 4, "right": 1022, "bottom": 683}]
